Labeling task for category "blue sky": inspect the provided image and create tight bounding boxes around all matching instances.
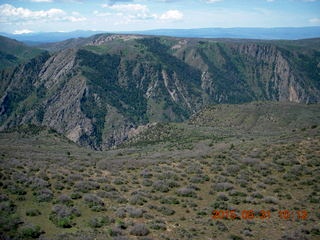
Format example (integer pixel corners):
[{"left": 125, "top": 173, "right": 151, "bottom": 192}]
[{"left": 0, "top": 0, "right": 319, "bottom": 34}]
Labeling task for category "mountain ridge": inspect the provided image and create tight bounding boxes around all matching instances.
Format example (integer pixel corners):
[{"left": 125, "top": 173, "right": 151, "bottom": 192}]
[
  {"left": 0, "top": 34, "right": 320, "bottom": 149},
  {"left": 1, "top": 26, "right": 320, "bottom": 45}
]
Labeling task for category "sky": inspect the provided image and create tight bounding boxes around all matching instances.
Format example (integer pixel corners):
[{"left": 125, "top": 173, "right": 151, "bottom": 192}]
[{"left": 0, "top": 0, "right": 319, "bottom": 34}]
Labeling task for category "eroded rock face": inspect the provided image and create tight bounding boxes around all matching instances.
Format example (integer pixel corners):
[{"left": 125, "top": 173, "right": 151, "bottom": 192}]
[
  {"left": 1, "top": 35, "right": 319, "bottom": 149},
  {"left": 234, "top": 43, "right": 306, "bottom": 103}
]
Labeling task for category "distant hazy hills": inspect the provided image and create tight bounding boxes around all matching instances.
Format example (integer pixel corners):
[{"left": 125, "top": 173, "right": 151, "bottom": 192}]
[
  {"left": 0, "top": 33, "right": 320, "bottom": 149},
  {"left": 137, "top": 27, "right": 320, "bottom": 40},
  {"left": 1, "top": 27, "right": 320, "bottom": 44}
]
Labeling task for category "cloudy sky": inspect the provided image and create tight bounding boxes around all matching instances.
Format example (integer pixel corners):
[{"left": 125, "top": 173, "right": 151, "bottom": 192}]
[{"left": 0, "top": 0, "right": 319, "bottom": 34}]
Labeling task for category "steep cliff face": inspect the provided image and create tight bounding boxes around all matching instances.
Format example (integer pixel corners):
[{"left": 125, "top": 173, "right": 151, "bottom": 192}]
[
  {"left": 174, "top": 40, "right": 320, "bottom": 104},
  {"left": 0, "top": 35, "right": 319, "bottom": 149},
  {"left": 232, "top": 43, "right": 310, "bottom": 103}
]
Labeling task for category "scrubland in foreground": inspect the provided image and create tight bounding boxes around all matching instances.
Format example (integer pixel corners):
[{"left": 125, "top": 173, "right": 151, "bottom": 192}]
[{"left": 0, "top": 102, "right": 319, "bottom": 240}]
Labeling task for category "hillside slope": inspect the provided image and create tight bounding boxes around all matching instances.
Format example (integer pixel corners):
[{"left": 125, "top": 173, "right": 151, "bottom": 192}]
[
  {"left": 0, "top": 35, "right": 44, "bottom": 70},
  {"left": 0, "top": 34, "right": 320, "bottom": 149},
  {"left": 0, "top": 102, "right": 319, "bottom": 240}
]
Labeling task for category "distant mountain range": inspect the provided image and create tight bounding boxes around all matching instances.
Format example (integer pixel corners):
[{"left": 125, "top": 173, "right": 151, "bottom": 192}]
[
  {"left": 136, "top": 27, "right": 320, "bottom": 40},
  {"left": 1, "top": 27, "right": 320, "bottom": 44}
]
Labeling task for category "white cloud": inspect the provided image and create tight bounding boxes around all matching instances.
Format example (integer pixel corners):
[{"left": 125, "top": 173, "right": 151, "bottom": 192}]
[
  {"left": 101, "top": 3, "right": 155, "bottom": 20},
  {"left": 204, "top": 0, "right": 223, "bottom": 3},
  {"left": 266, "top": 0, "right": 275, "bottom": 2},
  {"left": 159, "top": 10, "right": 183, "bottom": 20},
  {"left": 0, "top": 4, "right": 86, "bottom": 23},
  {"left": 104, "top": 0, "right": 134, "bottom": 5},
  {"left": 309, "top": 17, "right": 320, "bottom": 24},
  {"left": 67, "top": 16, "right": 86, "bottom": 22},
  {"left": 30, "top": 0, "right": 53, "bottom": 2},
  {"left": 13, "top": 29, "right": 34, "bottom": 34},
  {"left": 93, "top": 10, "right": 112, "bottom": 17},
  {"left": 0, "top": 4, "right": 64, "bottom": 21},
  {"left": 102, "top": 3, "right": 148, "bottom": 12}
]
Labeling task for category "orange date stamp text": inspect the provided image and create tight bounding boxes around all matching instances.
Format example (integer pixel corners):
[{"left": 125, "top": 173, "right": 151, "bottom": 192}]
[{"left": 211, "top": 209, "right": 308, "bottom": 220}]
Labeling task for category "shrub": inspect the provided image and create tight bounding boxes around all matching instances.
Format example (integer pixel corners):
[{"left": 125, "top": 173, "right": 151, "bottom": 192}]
[
  {"left": 26, "top": 209, "right": 41, "bottom": 217},
  {"left": 0, "top": 215, "right": 21, "bottom": 233},
  {"left": 70, "top": 192, "right": 82, "bottom": 200},
  {"left": 130, "top": 223, "right": 150, "bottom": 236},
  {"left": 251, "top": 192, "right": 264, "bottom": 199},
  {"left": 228, "top": 234, "right": 244, "bottom": 240},
  {"left": 83, "top": 194, "right": 104, "bottom": 208},
  {"left": 8, "top": 184, "right": 26, "bottom": 195},
  {"left": 30, "top": 178, "right": 50, "bottom": 190},
  {"left": 217, "top": 193, "right": 229, "bottom": 201},
  {"left": 190, "top": 174, "right": 210, "bottom": 184},
  {"left": 242, "top": 228, "right": 253, "bottom": 237},
  {"left": 11, "top": 172, "right": 30, "bottom": 185},
  {"left": 216, "top": 221, "right": 228, "bottom": 232},
  {"left": 264, "top": 196, "right": 278, "bottom": 204},
  {"left": 112, "top": 237, "right": 130, "bottom": 240},
  {"left": 289, "top": 165, "right": 304, "bottom": 176},
  {"left": 263, "top": 177, "right": 277, "bottom": 185},
  {"left": 142, "top": 179, "right": 153, "bottom": 186},
  {"left": 115, "top": 220, "right": 127, "bottom": 229},
  {"left": 0, "top": 200, "right": 16, "bottom": 214},
  {"left": 19, "top": 224, "right": 42, "bottom": 239},
  {"left": 34, "top": 188, "right": 53, "bottom": 202},
  {"left": 280, "top": 231, "right": 309, "bottom": 240},
  {"left": 149, "top": 220, "right": 167, "bottom": 230},
  {"left": 225, "top": 165, "right": 240, "bottom": 176},
  {"left": 156, "top": 206, "right": 175, "bottom": 216},
  {"left": 211, "top": 201, "right": 228, "bottom": 210},
  {"left": 186, "top": 165, "right": 203, "bottom": 174},
  {"left": 16, "top": 195, "right": 26, "bottom": 201},
  {"left": 160, "top": 197, "right": 180, "bottom": 205},
  {"left": 104, "top": 191, "right": 122, "bottom": 200},
  {"left": 49, "top": 204, "right": 81, "bottom": 228},
  {"left": 157, "top": 171, "right": 179, "bottom": 181},
  {"left": 103, "top": 184, "right": 117, "bottom": 192},
  {"left": 213, "top": 182, "right": 234, "bottom": 191},
  {"left": 108, "top": 227, "right": 123, "bottom": 237},
  {"left": 129, "top": 194, "right": 146, "bottom": 205},
  {"left": 116, "top": 197, "right": 128, "bottom": 204},
  {"left": 141, "top": 169, "right": 153, "bottom": 178},
  {"left": 74, "top": 181, "right": 100, "bottom": 193},
  {"left": 113, "top": 178, "right": 128, "bottom": 185},
  {"left": 0, "top": 194, "right": 9, "bottom": 202},
  {"left": 167, "top": 180, "right": 180, "bottom": 188},
  {"left": 57, "top": 194, "right": 73, "bottom": 206},
  {"left": 67, "top": 174, "right": 83, "bottom": 182},
  {"left": 152, "top": 180, "right": 170, "bottom": 192},
  {"left": 53, "top": 182, "right": 65, "bottom": 191},
  {"left": 127, "top": 207, "right": 144, "bottom": 218},
  {"left": 57, "top": 217, "right": 72, "bottom": 228},
  {"left": 311, "top": 227, "right": 320, "bottom": 235},
  {"left": 176, "top": 187, "right": 197, "bottom": 198},
  {"left": 115, "top": 207, "right": 126, "bottom": 218},
  {"left": 229, "top": 190, "right": 247, "bottom": 197},
  {"left": 88, "top": 216, "right": 109, "bottom": 228},
  {"left": 96, "top": 190, "right": 110, "bottom": 198},
  {"left": 241, "top": 157, "right": 259, "bottom": 166}
]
